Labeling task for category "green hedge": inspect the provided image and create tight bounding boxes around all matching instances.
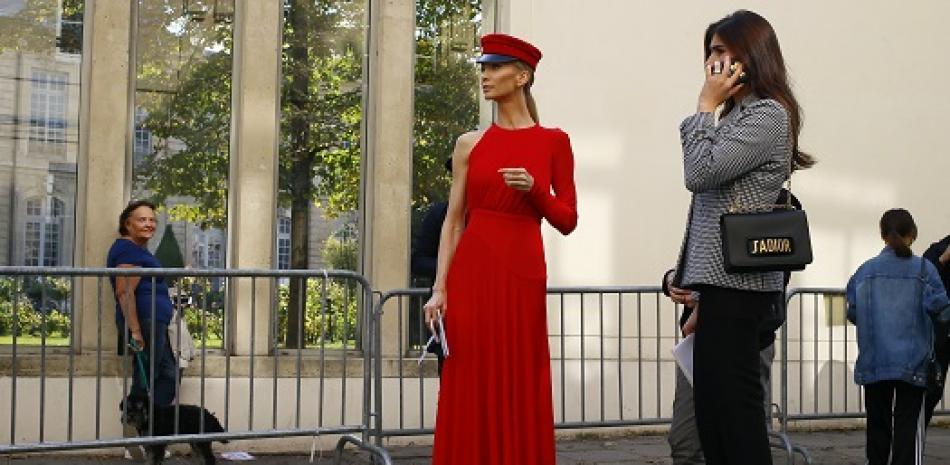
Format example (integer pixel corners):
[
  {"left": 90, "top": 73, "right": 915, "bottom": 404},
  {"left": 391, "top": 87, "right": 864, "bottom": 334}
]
[
  {"left": 276, "top": 279, "right": 358, "bottom": 347},
  {"left": 0, "top": 302, "right": 71, "bottom": 338}
]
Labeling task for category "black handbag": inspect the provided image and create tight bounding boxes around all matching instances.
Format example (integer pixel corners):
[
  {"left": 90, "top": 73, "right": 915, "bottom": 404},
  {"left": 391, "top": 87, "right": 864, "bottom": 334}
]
[
  {"left": 720, "top": 207, "right": 813, "bottom": 273},
  {"left": 719, "top": 153, "right": 813, "bottom": 274},
  {"left": 719, "top": 148, "right": 812, "bottom": 272}
]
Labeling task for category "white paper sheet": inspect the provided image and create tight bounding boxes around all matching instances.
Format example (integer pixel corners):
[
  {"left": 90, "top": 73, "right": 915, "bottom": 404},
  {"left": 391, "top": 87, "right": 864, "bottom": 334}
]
[
  {"left": 221, "top": 451, "right": 255, "bottom": 461},
  {"left": 672, "top": 333, "right": 695, "bottom": 386}
]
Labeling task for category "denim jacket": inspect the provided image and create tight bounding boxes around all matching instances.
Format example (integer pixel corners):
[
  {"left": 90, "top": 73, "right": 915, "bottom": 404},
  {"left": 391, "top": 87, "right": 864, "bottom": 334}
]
[{"left": 846, "top": 247, "right": 950, "bottom": 387}]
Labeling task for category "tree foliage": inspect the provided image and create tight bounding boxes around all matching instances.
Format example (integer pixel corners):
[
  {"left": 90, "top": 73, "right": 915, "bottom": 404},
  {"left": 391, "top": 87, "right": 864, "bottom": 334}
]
[
  {"left": 136, "top": 0, "right": 482, "bottom": 226},
  {"left": 0, "top": 0, "right": 83, "bottom": 54},
  {"left": 133, "top": 0, "right": 234, "bottom": 228},
  {"left": 413, "top": 0, "right": 481, "bottom": 207}
]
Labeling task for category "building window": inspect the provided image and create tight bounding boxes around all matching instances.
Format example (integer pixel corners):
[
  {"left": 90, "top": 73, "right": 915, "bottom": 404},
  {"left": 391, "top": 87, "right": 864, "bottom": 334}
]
[
  {"left": 24, "top": 222, "right": 41, "bottom": 267},
  {"left": 277, "top": 215, "right": 291, "bottom": 270},
  {"left": 133, "top": 108, "right": 152, "bottom": 168},
  {"left": 207, "top": 241, "right": 223, "bottom": 269},
  {"left": 57, "top": 3, "right": 85, "bottom": 55},
  {"left": 191, "top": 229, "right": 224, "bottom": 269},
  {"left": 44, "top": 222, "right": 60, "bottom": 265},
  {"left": 29, "top": 70, "right": 68, "bottom": 144},
  {"left": 23, "top": 197, "right": 65, "bottom": 266}
]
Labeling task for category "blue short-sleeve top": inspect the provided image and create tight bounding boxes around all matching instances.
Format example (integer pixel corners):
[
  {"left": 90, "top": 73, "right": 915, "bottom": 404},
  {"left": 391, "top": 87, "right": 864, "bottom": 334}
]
[{"left": 106, "top": 238, "right": 173, "bottom": 325}]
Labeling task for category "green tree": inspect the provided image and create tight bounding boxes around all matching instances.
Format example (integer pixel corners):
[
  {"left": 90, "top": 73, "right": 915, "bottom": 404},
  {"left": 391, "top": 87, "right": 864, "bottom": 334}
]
[
  {"left": 413, "top": 0, "right": 481, "bottom": 207},
  {"left": 0, "top": 0, "right": 83, "bottom": 54},
  {"left": 154, "top": 224, "right": 185, "bottom": 269},
  {"left": 136, "top": 0, "right": 482, "bottom": 348}
]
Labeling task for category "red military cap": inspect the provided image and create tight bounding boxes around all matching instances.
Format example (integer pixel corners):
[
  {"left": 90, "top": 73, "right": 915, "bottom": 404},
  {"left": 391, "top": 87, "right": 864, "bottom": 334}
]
[{"left": 476, "top": 33, "right": 542, "bottom": 71}]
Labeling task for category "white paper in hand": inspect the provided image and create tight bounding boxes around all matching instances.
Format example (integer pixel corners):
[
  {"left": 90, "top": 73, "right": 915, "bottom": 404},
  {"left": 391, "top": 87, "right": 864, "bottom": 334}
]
[
  {"left": 672, "top": 333, "right": 695, "bottom": 386},
  {"left": 417, "top": 314, "right": 450, "bottom": 365},
  {"left": 436, "top": 314, "right": 449, "bottom": 357}
]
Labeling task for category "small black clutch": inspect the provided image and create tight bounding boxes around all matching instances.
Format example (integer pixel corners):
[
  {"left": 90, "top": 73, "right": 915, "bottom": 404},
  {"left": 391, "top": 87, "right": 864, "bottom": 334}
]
[{"left": 720, "top": 209, "right": 813, "bottom": 273}]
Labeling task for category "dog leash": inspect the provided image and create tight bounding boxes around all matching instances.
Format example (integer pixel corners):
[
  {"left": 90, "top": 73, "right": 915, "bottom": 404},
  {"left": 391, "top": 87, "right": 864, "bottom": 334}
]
[{"left": 129, "top": 339, "right": 151, "bottom": 395}]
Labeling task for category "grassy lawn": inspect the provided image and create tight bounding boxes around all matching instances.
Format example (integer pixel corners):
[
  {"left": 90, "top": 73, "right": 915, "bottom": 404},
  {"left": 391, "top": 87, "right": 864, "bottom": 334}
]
[
  {"left": 0, "top": 335, "right": 223, "bottom": 349},
  {"left": 0, "top": 335, "right": 359, "bottom": 351},
  {"left": 0, "top": 335, "right": 71, "bottom": 346}
]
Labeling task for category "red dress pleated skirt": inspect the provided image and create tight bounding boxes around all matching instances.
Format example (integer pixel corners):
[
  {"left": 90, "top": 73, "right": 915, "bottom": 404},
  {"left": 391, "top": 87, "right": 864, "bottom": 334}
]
[{"left": 432, "top": 208, "right": 555, "bottom": 465}]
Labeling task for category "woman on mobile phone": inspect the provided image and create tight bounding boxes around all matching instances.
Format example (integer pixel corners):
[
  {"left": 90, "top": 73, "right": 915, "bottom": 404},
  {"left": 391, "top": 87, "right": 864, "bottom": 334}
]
[
  {"left": 422, "top": 33, "right": 578, "bottom": 465},
  {"left": 666, "top": 10, "right": 814, "bottom": 464}
]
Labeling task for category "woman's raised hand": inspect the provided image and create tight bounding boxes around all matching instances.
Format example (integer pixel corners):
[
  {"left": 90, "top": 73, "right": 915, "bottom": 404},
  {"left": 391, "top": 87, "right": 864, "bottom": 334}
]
[
  {"left": 697, "top": 57, "right": 745, "bottom": 113},
  {"left": 498, "top": 167, "right": 535, "bottom": 192}
]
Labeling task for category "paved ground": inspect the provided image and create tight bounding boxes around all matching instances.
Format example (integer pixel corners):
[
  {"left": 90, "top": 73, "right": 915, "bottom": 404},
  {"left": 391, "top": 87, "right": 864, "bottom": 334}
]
[{"left": 2, "top": 426, "right": 949, "bottom": 464}]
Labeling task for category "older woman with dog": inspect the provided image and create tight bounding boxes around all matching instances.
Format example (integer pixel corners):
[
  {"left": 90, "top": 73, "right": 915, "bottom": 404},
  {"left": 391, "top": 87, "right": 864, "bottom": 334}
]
[{"left": 107, "top": 200, "right": 178, "bottom": 407}]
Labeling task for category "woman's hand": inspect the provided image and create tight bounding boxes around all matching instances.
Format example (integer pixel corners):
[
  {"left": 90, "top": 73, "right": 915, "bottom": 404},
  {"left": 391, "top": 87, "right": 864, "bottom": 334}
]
[
  {"left": 682, "top": 305, "right": 699, "bottom": 336},
  {"left": 498, "top": 167, "right": 534, "bottom": 192},
  {"left": 940, "top": 243, "right": 950, "bottom": 267},
  {"left": 668, "top": 285, "right": 697, "bottom": 307},
  {"left": 423, "top": 289, "right": 446, "bottom": 327},
  {"left": 697, "top": 57, "right": 745, "bottom": 113},
  {"left": 129, "top": 328, "right": 145, "bottom": 351}
]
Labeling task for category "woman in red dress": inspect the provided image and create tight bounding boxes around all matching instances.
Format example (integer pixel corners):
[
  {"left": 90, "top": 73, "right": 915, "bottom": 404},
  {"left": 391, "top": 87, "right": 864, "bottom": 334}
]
[{"left": 423, "top": 33, "right": 578, "bottom": 465}]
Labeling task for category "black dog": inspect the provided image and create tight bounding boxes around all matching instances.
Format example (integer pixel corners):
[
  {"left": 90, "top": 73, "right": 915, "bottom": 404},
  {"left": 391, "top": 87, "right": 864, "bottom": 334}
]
[{"left": 120, "top": 393, "right": 226, "bottom": 465}]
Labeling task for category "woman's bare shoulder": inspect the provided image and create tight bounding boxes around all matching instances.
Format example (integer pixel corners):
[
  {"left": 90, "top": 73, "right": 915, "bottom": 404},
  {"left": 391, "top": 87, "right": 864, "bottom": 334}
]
[{"left": 454, "top": 129, "right": 488, "bottom": 159}]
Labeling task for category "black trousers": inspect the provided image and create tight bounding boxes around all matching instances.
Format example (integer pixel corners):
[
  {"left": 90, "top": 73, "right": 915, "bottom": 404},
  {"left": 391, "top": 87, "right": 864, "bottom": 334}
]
[
  {"left": 925, "top": 324, "right": 950, "bottom": 426},
  {"left": 693, "top": 285, "right": 775, "bottom": 465},
  {"left": 864, "top": 380, "right": 926, "bottom": 465}
]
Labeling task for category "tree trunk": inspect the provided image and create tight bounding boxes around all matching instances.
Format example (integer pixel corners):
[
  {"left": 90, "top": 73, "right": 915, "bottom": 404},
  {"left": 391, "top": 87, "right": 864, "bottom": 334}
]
[{"left": 284, "top": 0, "right": 313, "bottom": 349}]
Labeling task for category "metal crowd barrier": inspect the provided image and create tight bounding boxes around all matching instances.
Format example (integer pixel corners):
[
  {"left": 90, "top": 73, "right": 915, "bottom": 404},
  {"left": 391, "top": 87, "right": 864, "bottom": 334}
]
[
  {"left": 373, "top": 286, "right": 811, "bottom": 463},
  {"left": 780, "top": 287, "right": 949, "bottom": 430},
  {"left": 4, "top": 272, "right": 948, "bottom": 463},
  {"left": 0, "top": 267, "right": 390, "bottom": 464}
]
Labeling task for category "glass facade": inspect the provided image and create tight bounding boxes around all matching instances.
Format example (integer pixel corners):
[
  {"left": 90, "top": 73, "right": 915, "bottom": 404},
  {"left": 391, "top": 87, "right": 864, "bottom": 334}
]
[
  {"left": 408, "top": 0, "right": 484, "bottom": 347},
  {"left": 276, "top": 0, "right": 369, "bottom": 349},
  {"left": 131, "top": 0, "right": 233, "bottom": 267},
  {"left": 0, "top": 0, "right": 83, "bottom": 346},
  {"left": 131, "top": 0, "right": 235, "bottom": 349}
]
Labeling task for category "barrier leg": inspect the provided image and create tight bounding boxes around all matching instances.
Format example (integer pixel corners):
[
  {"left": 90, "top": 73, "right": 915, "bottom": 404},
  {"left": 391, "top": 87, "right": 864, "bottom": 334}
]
[{"left": 333, "top": 434, "right": 393, "bottom": 465}]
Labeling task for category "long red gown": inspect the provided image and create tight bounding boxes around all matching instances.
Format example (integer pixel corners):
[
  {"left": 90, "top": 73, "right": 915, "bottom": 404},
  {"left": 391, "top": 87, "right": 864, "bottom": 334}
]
[{"left": 432, "top": 123, "right": 578, "bottom": 465}]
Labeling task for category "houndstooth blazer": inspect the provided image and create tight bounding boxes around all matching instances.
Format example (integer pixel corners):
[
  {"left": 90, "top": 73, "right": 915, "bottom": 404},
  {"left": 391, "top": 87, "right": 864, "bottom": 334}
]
[{"left": 674, "top": 94, "right": 791, "bottom": 292}]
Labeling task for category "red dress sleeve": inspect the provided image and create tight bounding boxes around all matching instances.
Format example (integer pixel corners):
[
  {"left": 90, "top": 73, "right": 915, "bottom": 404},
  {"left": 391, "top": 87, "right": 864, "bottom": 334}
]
[{"left": 528, "top": 131, "right": 578, "bottom": 235}]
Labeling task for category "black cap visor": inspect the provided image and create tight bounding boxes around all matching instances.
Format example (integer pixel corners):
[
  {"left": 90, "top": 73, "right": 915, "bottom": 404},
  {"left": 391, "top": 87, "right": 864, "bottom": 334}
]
[{"left": 476, "top": 54, "right": 517, "bottom": 64}]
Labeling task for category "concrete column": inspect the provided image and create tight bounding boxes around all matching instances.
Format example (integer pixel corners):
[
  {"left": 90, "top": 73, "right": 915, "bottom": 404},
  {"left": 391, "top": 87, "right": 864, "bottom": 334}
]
[
  {"left": 479, "top": 0, "right": 499, "bottom": 126},
  {"left": 227, "top": 0, "right": 281, "bottom": 356},
  {"left": 74, "top": 0, "right": 134, "bottom": 353},
  {"left": 362, "top": 0, "right": 415, "bottom": 357}
]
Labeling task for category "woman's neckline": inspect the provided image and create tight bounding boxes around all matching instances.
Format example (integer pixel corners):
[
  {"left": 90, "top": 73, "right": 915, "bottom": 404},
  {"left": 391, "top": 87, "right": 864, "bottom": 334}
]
[
  {"left": 491, "top": 122, "right": 540, "bottom": 132},
  {"left": 120, "top": 236, "right": 148, "bottom": 248}
]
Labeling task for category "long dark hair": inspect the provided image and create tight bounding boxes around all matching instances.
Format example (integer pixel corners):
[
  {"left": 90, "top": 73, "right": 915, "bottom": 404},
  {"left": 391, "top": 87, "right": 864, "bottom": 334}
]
[
  {"left": 705, "top": 10, "right": 815, "bottom": 171},
  {"left": 118, "top": 200, "right": 156, "bottom": 236},
  {"left": 879, "top": 208, "right": 917, "bottom": 258}
]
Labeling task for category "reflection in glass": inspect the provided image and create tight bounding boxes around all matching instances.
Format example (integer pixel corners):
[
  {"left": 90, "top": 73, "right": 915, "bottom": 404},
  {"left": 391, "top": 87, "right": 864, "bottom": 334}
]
[
  {"left": 0, "top": 0, "right": 83, "bottom": 347},
  {"left": 408, "top": 0, "right": 483, "bottom": 348},
  {"left": 132, "top": 0, "right": 234, "bottom": 349},
  {"left": 276, "top": 0, "right": 368, "bottom": 349}
]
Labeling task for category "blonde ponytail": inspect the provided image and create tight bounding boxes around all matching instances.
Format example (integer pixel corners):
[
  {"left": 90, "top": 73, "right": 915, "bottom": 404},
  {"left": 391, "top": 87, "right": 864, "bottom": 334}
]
[
  {"left": 524, "top": 85, "right": 539, "bottom": 124},
  {"left": 515, "top": 61, "right": 539, "bottom": 124}
]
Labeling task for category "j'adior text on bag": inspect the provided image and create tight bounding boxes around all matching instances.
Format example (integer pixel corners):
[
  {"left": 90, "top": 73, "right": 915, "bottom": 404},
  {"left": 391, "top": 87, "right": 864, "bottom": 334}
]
[{"left": 720, "top": 209, "right": 813, "bottom": 273}]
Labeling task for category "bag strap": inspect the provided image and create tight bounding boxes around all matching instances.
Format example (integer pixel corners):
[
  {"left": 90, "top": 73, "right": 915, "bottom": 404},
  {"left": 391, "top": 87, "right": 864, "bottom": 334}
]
[
  {"left": 728, "top": 151, "right": 796, "bottom": 213},
  {"left": 919, "top": 258, "right": 941, "bottom": 378}
]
